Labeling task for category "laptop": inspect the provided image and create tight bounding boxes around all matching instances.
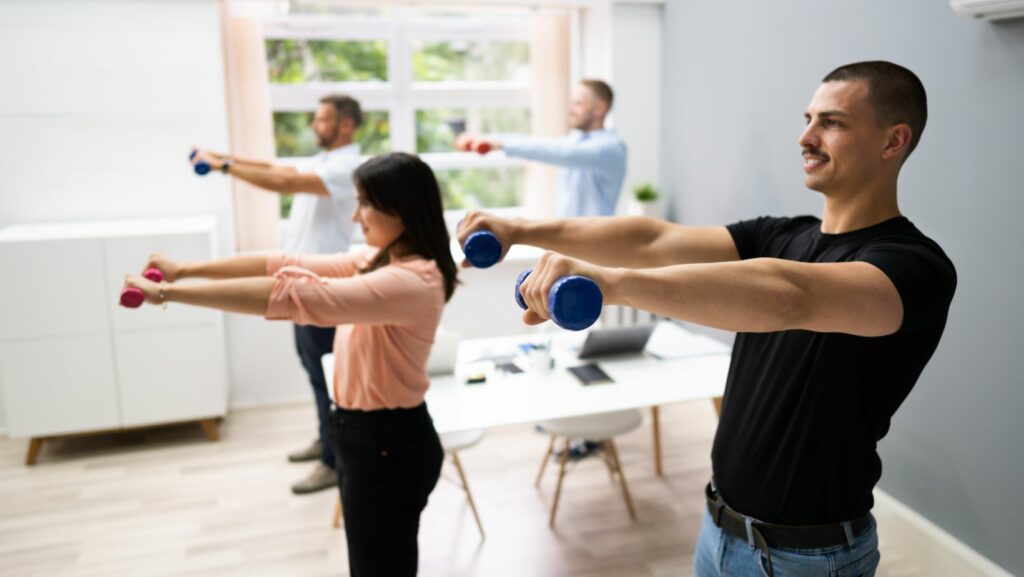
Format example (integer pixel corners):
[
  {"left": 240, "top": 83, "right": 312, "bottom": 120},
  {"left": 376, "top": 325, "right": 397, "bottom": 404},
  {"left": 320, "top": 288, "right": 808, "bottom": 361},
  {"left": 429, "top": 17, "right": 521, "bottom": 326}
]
[
  {"left": 426, "top": 327, "right": 460, "bottom": 376},
  {"left": 577, "top": 324, "right": 657, "bottom": 359}
]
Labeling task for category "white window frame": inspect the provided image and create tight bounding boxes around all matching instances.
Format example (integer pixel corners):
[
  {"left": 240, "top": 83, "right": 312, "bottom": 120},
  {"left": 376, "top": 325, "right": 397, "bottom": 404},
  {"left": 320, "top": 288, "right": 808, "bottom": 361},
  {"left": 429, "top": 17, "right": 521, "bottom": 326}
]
[{"left": 262, "top": 8, "right": 535, "bottom": 216}]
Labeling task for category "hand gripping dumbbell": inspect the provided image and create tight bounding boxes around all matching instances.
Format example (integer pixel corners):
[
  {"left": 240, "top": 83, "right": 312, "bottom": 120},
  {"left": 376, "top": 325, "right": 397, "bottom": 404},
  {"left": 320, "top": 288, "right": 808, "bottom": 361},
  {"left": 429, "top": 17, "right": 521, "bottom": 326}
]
[
  {"left": 454, "top": 135, "right": 492, "bottom": 155},
  {"left": 459, "top": 223, "right": 502, "bottom": 269},
  {"left": 119, "top": 268, "right": 164, "bottom": 308},
  {"left": 189, "top": 149, "right": 211, "bottom": 176},
  {"left": 514, "top": 269, "right": 603, "bottom": 331}
]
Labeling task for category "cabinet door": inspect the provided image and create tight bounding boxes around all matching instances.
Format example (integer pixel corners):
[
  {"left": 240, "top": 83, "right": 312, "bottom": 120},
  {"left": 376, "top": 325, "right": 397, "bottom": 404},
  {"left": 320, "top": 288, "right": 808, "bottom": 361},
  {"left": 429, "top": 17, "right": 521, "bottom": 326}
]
[
  {"left": 105, "top": 232, "right": 218, "bottom": 331},
  {"left": 115, "top": 326, "right": 227, "bottom": 427},
  {"left": 0, "top": 335, "right": 120, "bottom": 438},
  {"left": 0, "top": 239, "right": 109, "bottom": 340}
]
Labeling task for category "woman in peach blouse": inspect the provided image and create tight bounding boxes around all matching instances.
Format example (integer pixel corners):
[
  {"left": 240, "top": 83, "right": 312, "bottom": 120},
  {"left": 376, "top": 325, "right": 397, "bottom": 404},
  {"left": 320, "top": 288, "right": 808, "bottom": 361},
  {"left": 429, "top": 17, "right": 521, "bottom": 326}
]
[{"left": 122, "top": 152, "right": 459, "bottom": 576}]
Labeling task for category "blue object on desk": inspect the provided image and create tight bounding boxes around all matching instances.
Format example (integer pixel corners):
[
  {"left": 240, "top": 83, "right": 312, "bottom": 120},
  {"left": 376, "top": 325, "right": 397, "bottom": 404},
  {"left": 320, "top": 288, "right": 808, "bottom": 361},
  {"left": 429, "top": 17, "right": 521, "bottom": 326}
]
[{"left": 514, "top": 269, "right": 603, "bottom": 331}]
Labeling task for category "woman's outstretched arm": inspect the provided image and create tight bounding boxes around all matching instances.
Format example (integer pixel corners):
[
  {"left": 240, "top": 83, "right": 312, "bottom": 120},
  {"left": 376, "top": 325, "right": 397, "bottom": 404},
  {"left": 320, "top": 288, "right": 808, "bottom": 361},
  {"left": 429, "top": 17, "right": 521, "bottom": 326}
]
[{"left": 122, "top": 274, "right": 275, "bottom": 316}]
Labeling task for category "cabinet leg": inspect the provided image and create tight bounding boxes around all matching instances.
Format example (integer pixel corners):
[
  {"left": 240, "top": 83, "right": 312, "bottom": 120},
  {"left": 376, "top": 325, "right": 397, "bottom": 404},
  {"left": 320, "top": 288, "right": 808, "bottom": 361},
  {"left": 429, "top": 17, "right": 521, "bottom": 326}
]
[
  {"left": 199, "top": 419, "right": 220, "bottom": 442},
  {"left": 26, "top": 437, "right": 45, "bottom": 466}
]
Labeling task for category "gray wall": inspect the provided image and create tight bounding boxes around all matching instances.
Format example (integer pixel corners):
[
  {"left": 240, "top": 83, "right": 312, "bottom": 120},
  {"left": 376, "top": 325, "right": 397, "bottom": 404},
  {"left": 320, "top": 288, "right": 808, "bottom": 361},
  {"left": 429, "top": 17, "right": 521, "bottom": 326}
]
[{"left": 662, "top": 1, "right": 1024, "bottom": 574}]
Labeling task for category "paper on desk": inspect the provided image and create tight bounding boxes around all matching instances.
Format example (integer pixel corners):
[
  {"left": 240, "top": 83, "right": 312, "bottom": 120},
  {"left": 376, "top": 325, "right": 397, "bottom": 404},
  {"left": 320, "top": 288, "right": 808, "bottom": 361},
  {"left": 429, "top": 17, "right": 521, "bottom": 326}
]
[{"left": 645, "top": 322, "right": 730, "bottom": 359}]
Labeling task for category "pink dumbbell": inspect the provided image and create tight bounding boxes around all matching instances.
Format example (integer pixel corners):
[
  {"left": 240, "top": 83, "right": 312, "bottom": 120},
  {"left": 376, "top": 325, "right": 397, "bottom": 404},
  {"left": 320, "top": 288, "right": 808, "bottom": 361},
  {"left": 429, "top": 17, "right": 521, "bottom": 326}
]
[{"left": 119, "top": 268, "right": 164, "bottom": 309}]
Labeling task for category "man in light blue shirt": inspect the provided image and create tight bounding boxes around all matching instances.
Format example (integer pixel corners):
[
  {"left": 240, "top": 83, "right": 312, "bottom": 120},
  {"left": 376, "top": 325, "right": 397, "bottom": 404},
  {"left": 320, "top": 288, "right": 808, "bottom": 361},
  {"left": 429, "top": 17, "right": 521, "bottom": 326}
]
[{"left": 464, "top": 79, "right": 627, "bottom": 217}]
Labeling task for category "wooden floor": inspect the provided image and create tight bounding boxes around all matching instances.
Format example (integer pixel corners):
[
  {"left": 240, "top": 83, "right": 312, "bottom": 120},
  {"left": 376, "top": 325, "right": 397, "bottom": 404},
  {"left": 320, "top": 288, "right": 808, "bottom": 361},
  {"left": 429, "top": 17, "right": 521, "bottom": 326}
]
[{"left": 0, "top": 401, "right": 922, "bottom": 577}]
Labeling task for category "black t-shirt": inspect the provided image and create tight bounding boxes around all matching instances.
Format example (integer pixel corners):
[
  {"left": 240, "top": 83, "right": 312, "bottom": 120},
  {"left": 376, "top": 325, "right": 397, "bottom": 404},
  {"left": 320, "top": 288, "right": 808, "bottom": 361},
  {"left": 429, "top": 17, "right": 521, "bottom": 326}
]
[{"left": 713, "top": 215, "right": 956, "bottom": 525}]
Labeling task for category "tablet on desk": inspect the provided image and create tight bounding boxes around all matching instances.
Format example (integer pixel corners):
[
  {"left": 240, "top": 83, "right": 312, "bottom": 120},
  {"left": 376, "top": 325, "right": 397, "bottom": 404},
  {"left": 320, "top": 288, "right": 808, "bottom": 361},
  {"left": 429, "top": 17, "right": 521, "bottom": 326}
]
[{"left": 567, "top": 363, "right": 613, "bottom": 385}]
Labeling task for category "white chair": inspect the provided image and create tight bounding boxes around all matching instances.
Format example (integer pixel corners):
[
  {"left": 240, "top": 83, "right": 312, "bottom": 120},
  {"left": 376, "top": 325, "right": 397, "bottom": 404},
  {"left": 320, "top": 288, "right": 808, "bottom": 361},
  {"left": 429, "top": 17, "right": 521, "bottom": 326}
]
[
  {"left": 535, "top": 409, "right": 642, "bottom": 528},
  {"left": 332, "top": 428, "right": 487, "bottom": 540}
]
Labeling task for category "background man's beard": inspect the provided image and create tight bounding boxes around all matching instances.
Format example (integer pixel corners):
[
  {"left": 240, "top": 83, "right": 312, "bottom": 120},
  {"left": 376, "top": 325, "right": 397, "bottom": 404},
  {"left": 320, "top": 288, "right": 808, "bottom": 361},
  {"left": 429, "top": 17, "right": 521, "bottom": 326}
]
[{"left": 318, "top": 128, "right": 339, "bottom": 148}]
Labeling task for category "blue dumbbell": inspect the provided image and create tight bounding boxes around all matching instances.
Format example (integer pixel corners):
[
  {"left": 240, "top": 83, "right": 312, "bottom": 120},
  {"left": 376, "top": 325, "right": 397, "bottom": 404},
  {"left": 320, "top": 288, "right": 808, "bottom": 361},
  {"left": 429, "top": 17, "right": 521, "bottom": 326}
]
[
  {"left": 189, "top": 149, "right": 211, "bottom": 176},
  {"left": 458, "top": 220, "right": 502, "bottom": 268},
  {"left": 463, "top": 230, "right": 502, "bottom": 268},
  {"left": 514, "top": 269, "right": 603, "bottom": 331}
]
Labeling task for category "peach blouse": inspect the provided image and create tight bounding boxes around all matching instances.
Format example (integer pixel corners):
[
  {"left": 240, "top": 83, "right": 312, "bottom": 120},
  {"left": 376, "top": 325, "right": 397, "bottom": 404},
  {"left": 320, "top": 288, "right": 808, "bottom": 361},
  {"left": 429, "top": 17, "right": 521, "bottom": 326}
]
[{"left": 265, "top": 250, "right": 445, "bottom": 410}]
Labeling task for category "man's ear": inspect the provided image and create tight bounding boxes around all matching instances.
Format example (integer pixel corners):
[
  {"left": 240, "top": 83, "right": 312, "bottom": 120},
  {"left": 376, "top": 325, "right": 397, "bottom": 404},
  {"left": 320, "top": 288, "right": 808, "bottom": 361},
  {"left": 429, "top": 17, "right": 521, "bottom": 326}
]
[{"left": 881, "top": 123, "right": 912, "bottom": 161}]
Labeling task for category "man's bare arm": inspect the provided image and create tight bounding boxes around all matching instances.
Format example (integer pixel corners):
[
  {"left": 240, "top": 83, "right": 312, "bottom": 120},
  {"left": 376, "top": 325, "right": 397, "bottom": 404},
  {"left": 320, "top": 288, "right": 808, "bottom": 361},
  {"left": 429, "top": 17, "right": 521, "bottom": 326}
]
[{"left": 458, "top": 212, "right": 739, "bottom": 269}]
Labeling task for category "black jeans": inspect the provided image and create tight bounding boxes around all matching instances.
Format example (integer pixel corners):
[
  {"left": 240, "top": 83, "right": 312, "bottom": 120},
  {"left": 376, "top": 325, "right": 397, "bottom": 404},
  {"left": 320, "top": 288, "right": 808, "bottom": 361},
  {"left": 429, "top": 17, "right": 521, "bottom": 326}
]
[
  {"left": 293, "top": 324, "right": 336, "bottom": 468},
  {"left": 331, "top": 402, "right": 444, "bottom": 577}
]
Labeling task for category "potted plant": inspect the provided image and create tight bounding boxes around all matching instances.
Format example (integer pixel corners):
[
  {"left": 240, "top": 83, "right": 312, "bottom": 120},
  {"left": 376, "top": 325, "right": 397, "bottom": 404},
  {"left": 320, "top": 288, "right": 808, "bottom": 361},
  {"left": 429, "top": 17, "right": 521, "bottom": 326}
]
[{"left": 631, "top": 182, "right": 663, "bottom": 218}]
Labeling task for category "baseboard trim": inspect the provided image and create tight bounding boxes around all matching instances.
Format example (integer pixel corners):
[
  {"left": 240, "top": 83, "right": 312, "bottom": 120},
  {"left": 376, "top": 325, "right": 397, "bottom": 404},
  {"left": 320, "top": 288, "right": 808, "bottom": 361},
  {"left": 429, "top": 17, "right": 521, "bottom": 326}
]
[{"left": 873, "top": 489, "right": 1013, "bottom": 577}]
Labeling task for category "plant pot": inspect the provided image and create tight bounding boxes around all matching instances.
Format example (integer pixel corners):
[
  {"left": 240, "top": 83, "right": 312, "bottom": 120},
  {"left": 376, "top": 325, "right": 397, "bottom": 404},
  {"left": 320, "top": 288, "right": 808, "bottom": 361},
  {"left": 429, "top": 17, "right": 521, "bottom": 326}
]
[{"left": 629, "top": 198, "right": 664, "bottom": 219}]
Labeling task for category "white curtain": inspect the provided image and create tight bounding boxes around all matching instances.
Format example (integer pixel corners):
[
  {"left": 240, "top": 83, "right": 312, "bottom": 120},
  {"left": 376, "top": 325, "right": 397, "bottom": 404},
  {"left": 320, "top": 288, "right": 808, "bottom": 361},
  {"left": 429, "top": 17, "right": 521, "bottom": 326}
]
[
  {"left": 523, "top": 8, "right": 571, "bottom": 218},
  {"left": 220, "top": 1, "right": 280, "bottom": 252}
]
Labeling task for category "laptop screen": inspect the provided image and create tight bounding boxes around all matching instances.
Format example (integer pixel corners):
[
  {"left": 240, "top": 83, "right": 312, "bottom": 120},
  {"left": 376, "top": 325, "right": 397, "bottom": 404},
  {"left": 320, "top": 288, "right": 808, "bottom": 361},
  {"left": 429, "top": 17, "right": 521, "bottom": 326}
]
[{"left": 577, "top": 324, "right": 656, "bottom": 359}]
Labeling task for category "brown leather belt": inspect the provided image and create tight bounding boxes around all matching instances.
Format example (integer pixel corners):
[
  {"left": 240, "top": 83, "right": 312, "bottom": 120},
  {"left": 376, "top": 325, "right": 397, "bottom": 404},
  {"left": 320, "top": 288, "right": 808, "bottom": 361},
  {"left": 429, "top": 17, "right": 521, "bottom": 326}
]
[{"left": 705, "top": 482, "right": 872, "bottom": 550}]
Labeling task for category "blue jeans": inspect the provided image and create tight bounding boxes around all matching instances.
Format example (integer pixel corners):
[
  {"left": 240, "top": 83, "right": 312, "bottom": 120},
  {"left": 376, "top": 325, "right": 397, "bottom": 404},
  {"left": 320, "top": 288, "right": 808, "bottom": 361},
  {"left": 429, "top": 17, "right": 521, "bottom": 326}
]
[
  {"left": 693, "top": 507, "right": 880, "bottom": 577},
  {"left": 294, "top": 324, "right": 336, "bottom": 469}
]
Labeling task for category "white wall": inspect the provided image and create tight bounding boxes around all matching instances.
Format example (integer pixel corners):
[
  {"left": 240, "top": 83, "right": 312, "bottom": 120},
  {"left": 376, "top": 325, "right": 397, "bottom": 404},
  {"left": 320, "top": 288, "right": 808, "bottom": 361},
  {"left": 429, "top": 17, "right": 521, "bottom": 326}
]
[
  {"left": 611, "top": 2, "right": 663, "bottom": 213},
  {"left": 0, "top": 0, "right": 233, "bottom": 430}
]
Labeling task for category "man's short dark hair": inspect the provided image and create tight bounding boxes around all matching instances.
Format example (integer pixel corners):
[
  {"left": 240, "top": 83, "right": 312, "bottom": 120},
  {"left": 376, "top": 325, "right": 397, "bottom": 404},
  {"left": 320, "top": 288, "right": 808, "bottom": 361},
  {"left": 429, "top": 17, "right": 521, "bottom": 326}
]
[
  {"left": 823, "top": 61, "right": 927, "bottom": 159},
  {"left": 319, "top": 93, "right": 363, "bottom": 129},
  {"left": 580, "top": 79, "right": 614, "bottom": 113}
]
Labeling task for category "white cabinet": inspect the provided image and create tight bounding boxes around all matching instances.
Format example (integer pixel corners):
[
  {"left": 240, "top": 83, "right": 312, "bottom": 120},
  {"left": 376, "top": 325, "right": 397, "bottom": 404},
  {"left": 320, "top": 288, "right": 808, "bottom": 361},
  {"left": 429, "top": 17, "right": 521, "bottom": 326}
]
[{"left": 0, "top": 217, "right": 228, "bottom": 464}]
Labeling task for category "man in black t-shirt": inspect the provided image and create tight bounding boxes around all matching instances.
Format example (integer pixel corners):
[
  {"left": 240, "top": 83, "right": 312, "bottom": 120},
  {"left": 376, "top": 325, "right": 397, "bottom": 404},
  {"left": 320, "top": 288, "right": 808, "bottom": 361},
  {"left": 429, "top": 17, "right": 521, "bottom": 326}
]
[{"left": 459, "top": 61, "right": 955, "bottom": 576}]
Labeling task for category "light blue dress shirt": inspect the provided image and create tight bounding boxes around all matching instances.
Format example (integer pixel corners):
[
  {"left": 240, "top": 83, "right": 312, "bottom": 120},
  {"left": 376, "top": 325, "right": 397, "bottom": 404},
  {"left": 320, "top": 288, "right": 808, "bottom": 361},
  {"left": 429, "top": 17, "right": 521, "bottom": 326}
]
[{"left": 497, "top": 129, "right": 627, "bottom": 217}]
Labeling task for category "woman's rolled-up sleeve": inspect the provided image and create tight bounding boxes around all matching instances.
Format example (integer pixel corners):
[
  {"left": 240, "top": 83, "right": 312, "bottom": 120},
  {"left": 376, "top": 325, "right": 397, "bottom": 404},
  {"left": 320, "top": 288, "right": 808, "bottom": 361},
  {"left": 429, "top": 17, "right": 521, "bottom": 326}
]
[
  {"left": 265, "top": 264, "right": 440, "bottom": 327},
  {"left": 266, "top": 249, "right": 375, "bottom": 279}
]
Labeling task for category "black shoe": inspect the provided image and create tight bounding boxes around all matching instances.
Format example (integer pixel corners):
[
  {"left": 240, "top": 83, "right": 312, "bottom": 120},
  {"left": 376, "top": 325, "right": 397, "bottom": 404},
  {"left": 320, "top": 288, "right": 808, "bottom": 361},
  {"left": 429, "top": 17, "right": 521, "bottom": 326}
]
[{"left": 552, "top": 440, "right": 602, "bottom": 461}]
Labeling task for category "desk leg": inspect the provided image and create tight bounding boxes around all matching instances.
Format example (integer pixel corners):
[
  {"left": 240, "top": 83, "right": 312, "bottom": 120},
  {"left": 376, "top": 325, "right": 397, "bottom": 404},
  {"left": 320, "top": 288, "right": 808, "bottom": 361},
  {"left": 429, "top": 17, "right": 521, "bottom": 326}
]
[{"left": 651, "top": 406, "right": 662, "bottom": 476}]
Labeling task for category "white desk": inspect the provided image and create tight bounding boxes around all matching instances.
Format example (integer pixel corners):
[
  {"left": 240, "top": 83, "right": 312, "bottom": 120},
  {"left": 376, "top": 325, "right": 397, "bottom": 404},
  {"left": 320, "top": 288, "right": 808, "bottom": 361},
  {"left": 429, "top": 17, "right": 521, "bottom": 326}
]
[{"left": 323, "top": 322, "right": 730, "bottom": 474}]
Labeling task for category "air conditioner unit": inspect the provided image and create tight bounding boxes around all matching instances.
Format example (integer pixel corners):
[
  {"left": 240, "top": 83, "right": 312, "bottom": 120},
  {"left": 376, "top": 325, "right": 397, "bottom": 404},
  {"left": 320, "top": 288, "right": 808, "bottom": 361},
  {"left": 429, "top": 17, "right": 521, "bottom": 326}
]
[{"left": 950, "top": 0, "right": 1024, "bottom": 20}]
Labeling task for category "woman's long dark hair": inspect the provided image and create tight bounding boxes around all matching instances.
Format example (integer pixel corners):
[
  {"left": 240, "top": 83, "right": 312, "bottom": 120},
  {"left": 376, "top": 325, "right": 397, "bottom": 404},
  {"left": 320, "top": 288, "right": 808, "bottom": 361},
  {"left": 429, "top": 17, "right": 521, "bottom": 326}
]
[{"left": 353, "top": 152, "right": 458, "bottom": 302}]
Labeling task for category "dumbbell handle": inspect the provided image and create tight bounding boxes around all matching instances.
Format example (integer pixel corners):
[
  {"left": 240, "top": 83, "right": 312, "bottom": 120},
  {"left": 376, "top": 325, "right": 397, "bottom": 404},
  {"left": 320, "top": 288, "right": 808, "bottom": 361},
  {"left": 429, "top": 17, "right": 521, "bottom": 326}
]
[
  {"left": 119, "top": 268, "right": 165, "bottom": 309},
  {"left": 514, "top": 269, "right": 603, "bottom": 331}
]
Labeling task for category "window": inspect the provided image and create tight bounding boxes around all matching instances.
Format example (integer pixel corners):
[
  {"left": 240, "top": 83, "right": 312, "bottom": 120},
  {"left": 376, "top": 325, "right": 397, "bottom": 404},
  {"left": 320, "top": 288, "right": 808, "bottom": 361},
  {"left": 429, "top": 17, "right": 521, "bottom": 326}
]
[{"left": 262, "top": 7, "right": 534, "bottom": 218}]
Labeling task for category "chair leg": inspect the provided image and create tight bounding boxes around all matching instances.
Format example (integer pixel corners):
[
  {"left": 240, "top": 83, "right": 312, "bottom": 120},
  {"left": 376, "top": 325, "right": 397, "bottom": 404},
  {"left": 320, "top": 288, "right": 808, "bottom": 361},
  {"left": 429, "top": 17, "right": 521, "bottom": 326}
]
[
  {"left": 451, "top": 452, "right": 485, "bottom": 539},
  {"left": 606, "top": 439, "right": 638, "bottom": 522},
  {"left": 535, "top": 434, "right": 556, "bottom": 487},
  {"left": 332, "top": 495, "right": 342, "bottom": 528},
  {"left": 712, "top": 396, "right": 723, "bottom": 418},
  {"left": 651, "top": 406, "right": 663, "bottom": 476},
  {"left": 549, "top": 437, "right": 571, "bottom": 528},
  {"left": 601, "top": 441, "right": 618, "bottom": 484}
]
